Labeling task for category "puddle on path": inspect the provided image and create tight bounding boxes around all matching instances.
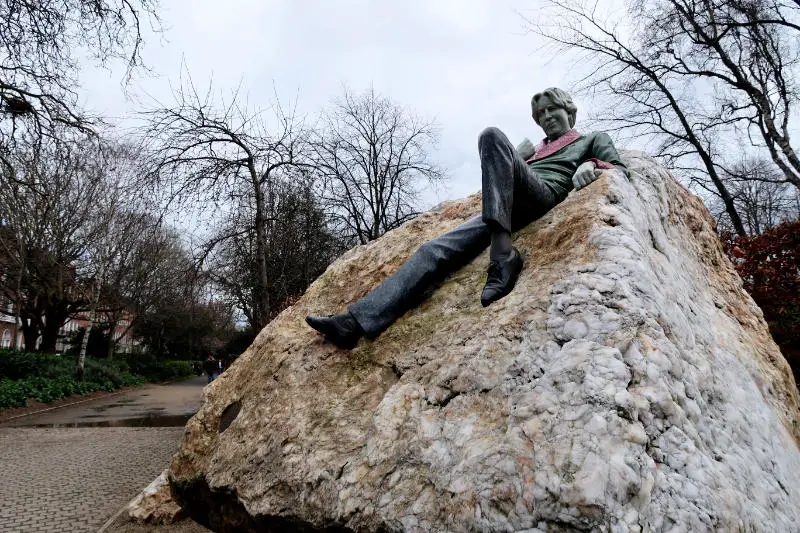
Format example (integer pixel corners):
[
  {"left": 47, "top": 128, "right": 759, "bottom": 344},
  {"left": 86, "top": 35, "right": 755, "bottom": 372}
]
[
  {"left": 22, "top": 413, "right": 192, "bottom": 428},
  {"left": 91, "top": 399, "right": 140, "bottom": 412}
]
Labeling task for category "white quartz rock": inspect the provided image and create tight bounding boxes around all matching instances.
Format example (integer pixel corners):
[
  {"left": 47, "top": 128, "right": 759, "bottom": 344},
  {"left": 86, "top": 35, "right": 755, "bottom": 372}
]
[{"left": 165, "top": 151, "right": 800, "bottom": 533}]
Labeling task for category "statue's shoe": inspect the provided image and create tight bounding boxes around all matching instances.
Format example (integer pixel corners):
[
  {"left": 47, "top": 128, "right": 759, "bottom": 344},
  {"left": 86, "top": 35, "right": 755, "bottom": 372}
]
[
  {"left": 480, "top": 247, "right": 523, "bottom": 307},
  {"left": 305, "top": 311, "right": 364, "bottom": 349}
]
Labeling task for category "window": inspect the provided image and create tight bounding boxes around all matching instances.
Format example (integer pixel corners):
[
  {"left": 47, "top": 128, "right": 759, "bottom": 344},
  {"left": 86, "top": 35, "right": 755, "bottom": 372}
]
[{"left": 1, "top": 330, "right": 10, "bottom": 349}]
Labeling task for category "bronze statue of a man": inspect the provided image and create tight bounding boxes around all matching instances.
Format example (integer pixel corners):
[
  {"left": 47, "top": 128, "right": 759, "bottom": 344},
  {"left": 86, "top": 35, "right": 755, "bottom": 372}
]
[{"left": 306, "top": 88, "right": 627, "bottom": 349}]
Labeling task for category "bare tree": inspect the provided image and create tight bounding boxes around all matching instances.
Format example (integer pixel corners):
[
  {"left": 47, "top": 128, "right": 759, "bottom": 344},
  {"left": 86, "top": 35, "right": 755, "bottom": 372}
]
[
  {"left": 139, "top": 80, "right": 309, "bottom": 331},
  {"left": 74, "top": 144, "right": 156, "bottom": 375},
  {"left": 637, "top": 0, "right": 800, "bottom": 188},
  {"left": 96, "top": 211, "right": 162, "bottom": 358},
  {"left": 0, "top": 135, "right": 108, "bottom": 352},
  {"left": 314, "top": 86, "right": 443, "bottom": 245},
  {"left": 0, "top": 0, "right": 160, "bottom": 170},
  {"left": 0, "top": 134, "right": 228, "bottom": 359},
  {"left": 710, "top": 157, "right": 800, "bottom": 234},
  {"left": 127, "top": 225, "right": 231, "bottom": 358},
  {"left": 208, "top": 177, "right": 339, "bottom": 329},
  {"left": 528, "top": 0, "right": 753, "bottom": 234}
]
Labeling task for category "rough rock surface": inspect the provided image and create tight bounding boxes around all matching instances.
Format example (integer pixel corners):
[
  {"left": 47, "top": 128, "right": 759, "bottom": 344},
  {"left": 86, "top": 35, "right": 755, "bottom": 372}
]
[
  {"left": 167, "top": 152, "right": 800, "bottom": 532},
  {"left": 128, "top": 470, "right": 184, "bottom": 525}
]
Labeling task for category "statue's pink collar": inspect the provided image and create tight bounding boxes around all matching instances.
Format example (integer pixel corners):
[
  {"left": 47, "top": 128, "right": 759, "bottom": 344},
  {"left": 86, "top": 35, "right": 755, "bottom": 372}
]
[{"left": 528, "top": 129, "right": 581, "bottom": 162}]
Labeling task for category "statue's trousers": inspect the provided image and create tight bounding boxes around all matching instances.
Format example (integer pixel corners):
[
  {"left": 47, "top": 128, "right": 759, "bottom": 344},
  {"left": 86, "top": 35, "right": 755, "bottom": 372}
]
[{"left": 349, "top": 127, "right": 558, "bottom": 337}]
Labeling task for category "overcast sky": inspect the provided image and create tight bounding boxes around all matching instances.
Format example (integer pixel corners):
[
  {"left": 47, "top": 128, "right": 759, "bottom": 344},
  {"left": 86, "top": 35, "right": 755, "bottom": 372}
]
[{"left": 80, "top": 0, "right": 583, "bottom": 208}]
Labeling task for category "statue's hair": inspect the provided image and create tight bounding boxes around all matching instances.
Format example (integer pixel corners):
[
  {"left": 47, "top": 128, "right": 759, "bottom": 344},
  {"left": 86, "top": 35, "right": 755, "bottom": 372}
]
[{"left": 531, "top": 88, "right": 577, "bottom": 128}]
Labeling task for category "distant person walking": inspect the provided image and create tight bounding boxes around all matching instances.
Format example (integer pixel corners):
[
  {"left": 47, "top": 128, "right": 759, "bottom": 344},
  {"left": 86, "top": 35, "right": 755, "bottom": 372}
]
[{"left": 203, "top": 354, "right": 218, "bottom": 383}]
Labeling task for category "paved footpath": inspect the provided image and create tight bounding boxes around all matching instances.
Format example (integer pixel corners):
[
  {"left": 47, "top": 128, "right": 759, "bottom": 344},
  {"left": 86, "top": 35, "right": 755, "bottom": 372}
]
[{"left": 0, "top": 376, "right": 206, "bottom": 533}]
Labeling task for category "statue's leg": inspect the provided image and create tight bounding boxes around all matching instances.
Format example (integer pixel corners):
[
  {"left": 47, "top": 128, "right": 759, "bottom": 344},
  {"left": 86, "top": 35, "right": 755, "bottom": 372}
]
[
  {"left": 478, "top": 127, "right": 557, "bottom": 232},
  {"left": 349, "top": 215, "right": 491, "bottom": 338}
]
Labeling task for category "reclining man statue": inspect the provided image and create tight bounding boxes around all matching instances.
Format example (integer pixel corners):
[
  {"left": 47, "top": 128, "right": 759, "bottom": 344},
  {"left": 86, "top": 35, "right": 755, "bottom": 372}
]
[{"left": 306, "top": 87, "right": 627, "bottom": 349}]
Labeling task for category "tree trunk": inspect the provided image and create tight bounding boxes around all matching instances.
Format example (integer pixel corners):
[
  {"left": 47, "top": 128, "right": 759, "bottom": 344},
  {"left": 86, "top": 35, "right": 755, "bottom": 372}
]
[
  {"left": 77, "top": 310, "right": 97, "bottom": 380},
  {"left": 107, "top": 320, "right": 117, "bottom": 359},
  {"left": 699, "top": 154, "right": 748, "bottom": 236},
  {"left": 156, "top": 323, "right": 165, "bottom": 356},
  {"left": 20, "top": 320, "right": 38, "bottom": 352},
  {"left": 77, "top": 321, "right": 93, "bottom": 380},
  {"left": 111, "top": 319, "right": 135, "bottom": 358},
  {"left": 12, "top": 302, "right": 21, "bottom": 350},
  {"left": 643, "top": 66, "right": 749, "bottom": 236},
  {"left": 253, "top": 183, "right": 270, "bottom": 331},
  {"left": 12, "top": 249, "right": 24, "bottom": 350},
  {"left": 39, "top": 317, "right": 60, "bottom": 353},
  {"left": 78, "top": 274, "right": 104, "bottom": 380},
  {"left": 760, "top": 121, "right": 800, "bottom": 190}
]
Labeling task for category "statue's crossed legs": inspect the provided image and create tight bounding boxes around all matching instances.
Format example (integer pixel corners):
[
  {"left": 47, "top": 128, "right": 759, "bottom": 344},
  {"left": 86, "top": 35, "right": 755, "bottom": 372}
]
[{"left": 307, "top": 127, "right": 558, "bottom": 348}]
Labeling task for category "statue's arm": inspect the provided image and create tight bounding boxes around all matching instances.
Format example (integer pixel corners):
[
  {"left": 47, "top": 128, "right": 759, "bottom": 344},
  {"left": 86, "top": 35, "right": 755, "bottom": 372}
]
[
  {"left": 573, "top": 133, "right": 629, "bottom": 191},
  {"left": 516, "top": 138, "right": 536, "bottom": 161},
  {"left": 588, "top": 132, "right": 628, "bottom": 177}
]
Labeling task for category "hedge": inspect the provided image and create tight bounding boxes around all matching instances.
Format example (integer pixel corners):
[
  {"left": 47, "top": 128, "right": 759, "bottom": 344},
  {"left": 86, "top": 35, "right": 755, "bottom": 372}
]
[
  {"left": 0, "top": 373, "right": 145, "bottom": 408},
  {"left": 0, "top": 350, "right": 195, "bottom": 409}
]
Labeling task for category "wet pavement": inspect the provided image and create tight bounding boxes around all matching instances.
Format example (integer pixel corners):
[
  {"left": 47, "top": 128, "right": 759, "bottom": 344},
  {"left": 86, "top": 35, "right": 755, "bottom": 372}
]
[
  {"left": 0, "top": 375, "right": 207, "bottom": 532},
  {"left": 1, "top": 375, "right": 207, "bottom": 428}
]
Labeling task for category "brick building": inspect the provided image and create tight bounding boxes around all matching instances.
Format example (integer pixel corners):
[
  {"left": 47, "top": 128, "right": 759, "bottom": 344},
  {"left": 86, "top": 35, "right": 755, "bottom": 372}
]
[
  {"left": 0, "top": 308, "right": 23, "bottom": 349},
  {"left": 0, "top": 300, "right": 139, "bottom": 353},
  {"left": 55, "top": 312, "right": 140, "bottom": 354}
]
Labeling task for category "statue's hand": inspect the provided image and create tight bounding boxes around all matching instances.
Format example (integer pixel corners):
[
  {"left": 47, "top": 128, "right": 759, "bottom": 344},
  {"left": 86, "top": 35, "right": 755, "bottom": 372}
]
[
  {"left": 572, "top": 161, "right": 602, "bottom": 191},
  {"left": 516, "top": 138, "right": 536, "bottom": 160}
]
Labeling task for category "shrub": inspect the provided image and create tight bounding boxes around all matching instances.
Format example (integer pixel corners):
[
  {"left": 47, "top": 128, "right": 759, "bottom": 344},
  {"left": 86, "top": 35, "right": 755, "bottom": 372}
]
[
  {"left": 0, "top": 347, "right": 197, "bottom": 409},
  {"left": 0, "top": 376, "right": 91, "bottom": 408},
  {"left": 0, "top": 351, "right": 72, "bottom": 380},
  {"left": 84, "top": 357, "right": 133, "bottom": 387},
  {"left": 0, "top": 350, "right": 150, "bottom": 408},
  {"left": 0, "top": 372, "right": 149, "bottom": 408},
  {"left": 0, "top": 379, "right": 29, "bottom": 408},
  {"left": 131, "top": 359, "right": 194, "bottom": 382},
  {"left": 722, "top": 219, "right": 800, "bottom": 382}
]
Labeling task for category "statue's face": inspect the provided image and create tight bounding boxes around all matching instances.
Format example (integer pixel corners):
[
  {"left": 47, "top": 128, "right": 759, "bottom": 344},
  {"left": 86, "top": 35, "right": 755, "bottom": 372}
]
[{"left": 535, "top": 95, "right": 571, "bottom": 141}]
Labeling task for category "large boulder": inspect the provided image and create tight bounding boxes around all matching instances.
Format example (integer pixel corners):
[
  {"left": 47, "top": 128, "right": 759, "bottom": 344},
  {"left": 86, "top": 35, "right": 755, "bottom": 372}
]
[{"left": 167, "top": 152, "right": 800, "bottom": 532}]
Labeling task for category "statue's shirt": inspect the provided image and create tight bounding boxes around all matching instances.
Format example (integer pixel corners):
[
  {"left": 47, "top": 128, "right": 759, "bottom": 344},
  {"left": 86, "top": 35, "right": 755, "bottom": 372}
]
[{"left": 527, "top": 132, "right": 627, "bottom": 202}]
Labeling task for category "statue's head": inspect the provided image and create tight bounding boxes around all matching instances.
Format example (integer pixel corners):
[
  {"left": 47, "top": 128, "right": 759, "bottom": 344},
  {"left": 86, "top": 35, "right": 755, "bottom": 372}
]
[{"left": 531, "top": 88, "right": 577, "bottom": 140}]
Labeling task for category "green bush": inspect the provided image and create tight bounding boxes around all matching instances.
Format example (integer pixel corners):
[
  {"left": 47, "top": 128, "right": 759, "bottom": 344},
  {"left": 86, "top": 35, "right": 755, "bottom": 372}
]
[
  {"left": 118, "top": 372, "right": 146, "bottom": 387},
  {"left": 0, "top": 349, "right": 148, "bottom": 408},
  {"left": 0, "top": 372, "right": 147, "bottom": 408},
  {"left": 83, "top": 357, "right": 134, "bottom": 387},
  {"left": 130, "top": 359, "right": 194, "bottom": 382},
  {"left": 0, "top": 351, "right": 72, "bottom": 380},
  {"left": 0, "top": 379, "right": 28, "bottom": 408},
  {"left": 0, "top": 348, "right": 192, "bottom": 409},
  {"left": 119, "top": 351, "right": 195, "bottom": 382},
  {"left": 0, "top": 376, "right": 93, "bottom": 408}
]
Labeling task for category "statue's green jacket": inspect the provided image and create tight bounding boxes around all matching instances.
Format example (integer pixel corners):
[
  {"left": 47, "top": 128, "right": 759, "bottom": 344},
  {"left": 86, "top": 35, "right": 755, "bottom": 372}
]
[{"left": 529, "top": 132, "right": 627, "bottom": 202}]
